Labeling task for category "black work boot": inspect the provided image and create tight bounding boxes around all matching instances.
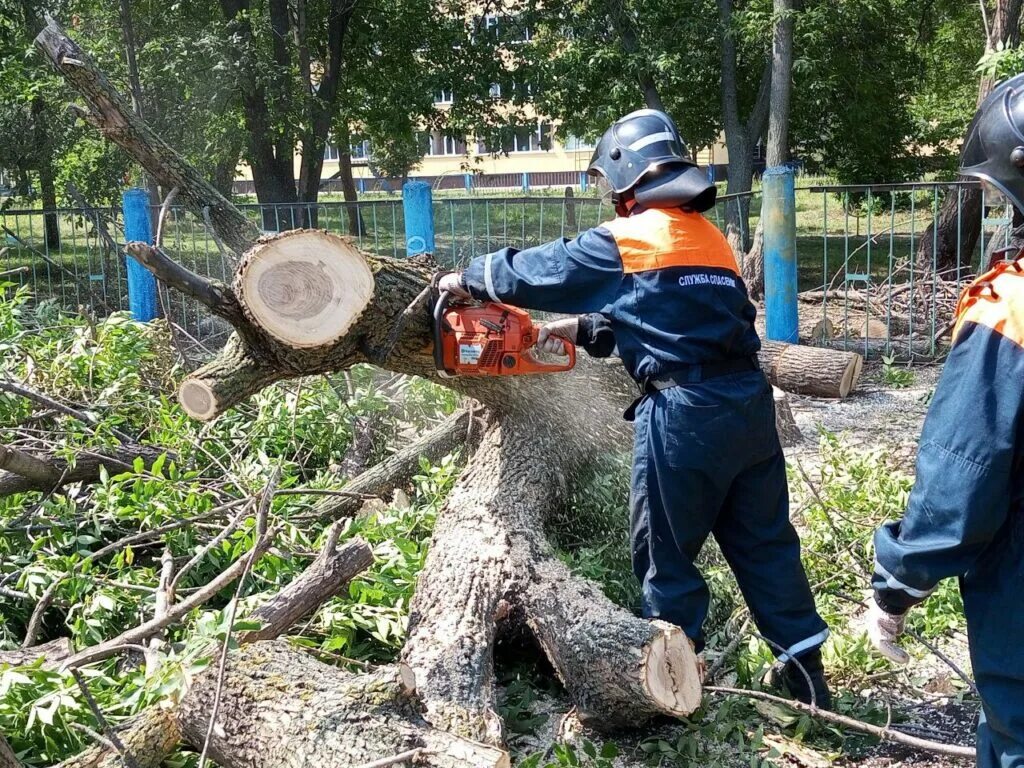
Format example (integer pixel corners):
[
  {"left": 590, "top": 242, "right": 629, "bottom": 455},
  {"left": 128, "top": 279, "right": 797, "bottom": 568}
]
[{"left": 777, "top": 649, "right": 832, "bottom": 710}]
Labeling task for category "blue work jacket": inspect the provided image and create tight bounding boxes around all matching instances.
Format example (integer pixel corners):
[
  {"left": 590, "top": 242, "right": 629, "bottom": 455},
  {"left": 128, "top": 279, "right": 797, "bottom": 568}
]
[
  {"left": 461, "top": 206, "right": 761, "bottom": 382},
  {"left": 873, "top": 260, "right": 1024, "bottom": 613}
]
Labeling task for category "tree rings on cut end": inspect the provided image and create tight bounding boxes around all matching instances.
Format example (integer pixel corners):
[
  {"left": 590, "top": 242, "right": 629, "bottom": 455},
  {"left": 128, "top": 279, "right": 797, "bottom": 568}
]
[
  {"left": 643, "top": 621, "right": 703, "bottom": 717},
  {"left": 236, "top": 230, "right": 374, "bottom": 348},
  {"left": 178, "top": 379, "right": 218, "bottom": 421}
]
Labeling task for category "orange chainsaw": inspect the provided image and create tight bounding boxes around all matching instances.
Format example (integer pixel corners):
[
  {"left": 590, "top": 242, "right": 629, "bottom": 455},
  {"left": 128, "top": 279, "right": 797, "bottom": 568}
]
[{"left": 432, "top": 286, "right": 576, "bottom": 378}]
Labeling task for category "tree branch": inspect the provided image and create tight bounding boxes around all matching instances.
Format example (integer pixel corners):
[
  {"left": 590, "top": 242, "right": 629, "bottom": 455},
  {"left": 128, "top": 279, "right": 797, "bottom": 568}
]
[
  {"left": 34, "top": 17, "right": 260, "bottom": 254},
  {"left": 706, "top": 686, "right": 975, "bottom": 759}
]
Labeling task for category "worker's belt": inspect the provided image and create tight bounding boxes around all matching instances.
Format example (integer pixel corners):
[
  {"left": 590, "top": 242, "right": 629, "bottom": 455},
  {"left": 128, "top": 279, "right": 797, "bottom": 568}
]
[
  {"left": 623, "top": 356, "right": 761, "bottom": 422},
  {"left": 638, "top": 356, "right": 760, "bottom": 394}
]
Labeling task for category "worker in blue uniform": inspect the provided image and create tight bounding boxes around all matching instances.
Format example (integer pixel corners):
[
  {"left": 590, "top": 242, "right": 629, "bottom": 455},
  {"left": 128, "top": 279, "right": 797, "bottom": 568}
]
[
  {"left": 868, "top": 73, "right": 1024, "bottom": 768},
  {"left": 439, "top": 109, "right": 831, "bottom": 707}
]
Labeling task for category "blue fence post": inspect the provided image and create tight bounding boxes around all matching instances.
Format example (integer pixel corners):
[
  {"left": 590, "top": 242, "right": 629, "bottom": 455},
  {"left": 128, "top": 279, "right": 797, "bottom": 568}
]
[
  {"left": 580, "top": 172, "right": 588, "bottom": 192},
  {"left": 403, "top": 180, "right": 435, "bottom": 256},
  {"left": 121, "top": 187, "right": 159, "bottom": 321},
  {"left": 762, "top": 165, "right": 799, "bottom": 343},
  {"left": 464, "top": 173, "right": 473, "bottom": 193},
  {"left": 358, "top": 178, "right": 366, "bottom": 194},
  {"left": 522, "top": 172, "right": 529, "bottom": 193}
]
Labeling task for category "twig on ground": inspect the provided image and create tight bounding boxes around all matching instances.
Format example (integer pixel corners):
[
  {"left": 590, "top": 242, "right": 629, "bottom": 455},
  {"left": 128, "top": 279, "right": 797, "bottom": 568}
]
[
  {"left": 706, "top": 617, "right": 751, "bottom": 683},
  {"left": 22, "top": 577, "right": 61, "bottom": 648},
  {"left": 705, "top": 686, "right": 974, "bottom": 758},
  {"left": 61, "top": 518, "right": 277, "bottom": 669},
  {"left": 171, "top": 499, "right": 253, "bottom": 592},
  {"left": 0, "top": 380, "right": 134, "bottom": 444},
  {"left": 70, "top": 668, "right": 142, "bottom": 768}
]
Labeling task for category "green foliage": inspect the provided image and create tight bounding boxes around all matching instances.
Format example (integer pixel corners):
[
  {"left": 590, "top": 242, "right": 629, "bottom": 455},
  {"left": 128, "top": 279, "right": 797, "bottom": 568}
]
[
  {"left": 519, "top": 740, "right": 619, "bottom": 768},
  {"left": 880, "top": 354, "right": 916, "bottom": 388},
  {"left": 0, "top": 289, "right": 463, "bottom": 763}
]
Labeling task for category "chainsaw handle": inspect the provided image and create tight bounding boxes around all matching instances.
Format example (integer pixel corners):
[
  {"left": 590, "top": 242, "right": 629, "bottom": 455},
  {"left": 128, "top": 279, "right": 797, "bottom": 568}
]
[{"left": 524, "top": 324, "right": 576, "bottom": 373}]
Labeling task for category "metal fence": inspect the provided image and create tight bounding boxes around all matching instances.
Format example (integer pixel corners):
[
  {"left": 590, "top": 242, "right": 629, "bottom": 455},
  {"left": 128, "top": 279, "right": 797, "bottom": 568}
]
[
  {"left": 792, "top": 180, "right": 1007, "bottom": 358},
  {"left": 0, "top": 182, "right": 1005, "bottom": 359}
]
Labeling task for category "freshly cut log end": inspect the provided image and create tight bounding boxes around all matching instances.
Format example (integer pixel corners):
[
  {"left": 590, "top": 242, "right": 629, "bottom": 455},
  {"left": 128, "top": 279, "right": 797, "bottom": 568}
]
[
  {"left": 642, "top": 622, "right": 704, "bottom": 717},
  {"left": 234, "top": 230, "right": 374, "bottom": 348},
  {"left": 759, "top": 341, "right": 863, "bottom": 399},
  {"left": 178, "top": 379, "right": 218, "bottom": 421},
  {"left": 176, "top": 333, "right": 282, "bottom": 421}
]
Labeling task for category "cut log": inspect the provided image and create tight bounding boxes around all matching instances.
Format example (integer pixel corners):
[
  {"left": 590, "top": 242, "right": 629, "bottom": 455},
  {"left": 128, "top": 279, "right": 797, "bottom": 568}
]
[
  {"left": 177, "top": 641, "right": 509, "bottom": 768},
  {"left": 403, "top": 419, "right": 701, "bottom": 745},
  {"left": 772, "top": 386, "right": 802, "bottom": 447},
  {"left": 53, "top": 708, "right": 181, "bottom": 768},
  {"left": 234, "top": 230, "right": 375, "bottom": 348},
  {"left": 758, "top": 341, "right": 863, "bottom": 399},
  {"left": 0, "top": 637, "right": 72, "bottom": 669}
]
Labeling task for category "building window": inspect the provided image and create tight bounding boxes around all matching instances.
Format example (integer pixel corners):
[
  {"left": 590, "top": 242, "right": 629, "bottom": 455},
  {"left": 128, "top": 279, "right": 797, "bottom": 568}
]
[
  {"left": 351, "top": 139, "right": 371, "bottom": 160},
  {"left": 478, "top": 122, "right": 552, "bottom": 154},
  {"left": 434, "top": 89, "right": 454, "bottom": 104},
  {"left": 563, "top": 134, "right": 596, "bottom": 152},
  {"left": 420, "top": 131, "right": 467, "bottom": 156},
  {"left": 325, "top": 140, "right": 372, "bottom": 161},
  {"left": 488, "top": 83, "right": 502, "bottom": 99}
]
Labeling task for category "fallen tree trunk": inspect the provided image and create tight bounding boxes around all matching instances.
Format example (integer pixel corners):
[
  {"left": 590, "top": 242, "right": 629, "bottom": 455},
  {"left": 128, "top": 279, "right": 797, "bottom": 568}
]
[
  {"left": 0, "top": 445, "right": 165, "bottom": 497},
  {"left": 758, "top": 341, "right": 863, "bottom": 399},
  {"left": 0, "top": 637, "right": 72, "bottom": 669},
  {"left": 178, "top": 641, "right": 509, "bottom": 768}
]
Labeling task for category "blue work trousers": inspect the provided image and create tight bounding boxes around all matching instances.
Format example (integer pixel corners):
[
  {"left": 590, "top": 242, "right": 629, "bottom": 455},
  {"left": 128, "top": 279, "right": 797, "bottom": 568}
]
[{"left": 630, "top": 371, "right": 828, "bottom": 659}]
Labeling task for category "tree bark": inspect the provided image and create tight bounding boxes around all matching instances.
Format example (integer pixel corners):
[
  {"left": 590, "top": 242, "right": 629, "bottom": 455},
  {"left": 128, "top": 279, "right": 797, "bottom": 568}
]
[
  {"left": 177, "top": 642, "right": 509, "bottom": 768},
  {"left": 219, "top": 0, "right": 299, "bottom": 231},
  {"left": 918, "top": 0, "right": 1023, "bottom": 272},
  {"left": 0, "top": 444, "right": 165, "bottom": 497},
  {"left": 337, "top": 125, "right": 367, "bottom": 236},
  {"left": 744, "top": 0, "right": 794, "bottom": 299},
  {"left": 758, "top": 341, "right": 863, "bottom": 399},
  {"left": 604, "top": 0, "right": 665, "bottom": 111},
  {"left": 718, "top": 0, "right": 772, "bottom": 258},
  {"left": 0, "top": 637, "right": 72, "bottom": 670}
]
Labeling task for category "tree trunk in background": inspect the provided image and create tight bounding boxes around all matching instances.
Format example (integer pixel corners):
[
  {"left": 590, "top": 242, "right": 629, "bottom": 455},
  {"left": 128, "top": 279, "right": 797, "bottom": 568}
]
[
  {"left": 718, "top": 0, "right": 771, "bottom": 260},
  {"left": 221, "top": 0, "right": 299, "bottom": 232},
  {"left": 338, "top": 141, "right": 366, "bottom": 236},
  {"left": 31, "top": 97, "right": 61, "bottom": 251},
  {"left": 744, "top": 0, "right": 795, "bottom": 299},
  {"left": 119, "top": 0, "right": 161, "bottom": 236},
  {"left": 918, "top": 0, "right": 1023, "bottom": 273}
]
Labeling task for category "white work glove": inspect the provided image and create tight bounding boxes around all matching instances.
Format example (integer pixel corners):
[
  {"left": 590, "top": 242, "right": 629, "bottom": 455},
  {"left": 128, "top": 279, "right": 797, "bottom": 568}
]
[
  {"left": 438, "top": 271, "right": 471, "bottom": 299},
  {"left": 866, "top": 599, "right": 910, "bottom": 665},
  {"left": 536, "top": 317, "right": 579, "bottom": 355}
]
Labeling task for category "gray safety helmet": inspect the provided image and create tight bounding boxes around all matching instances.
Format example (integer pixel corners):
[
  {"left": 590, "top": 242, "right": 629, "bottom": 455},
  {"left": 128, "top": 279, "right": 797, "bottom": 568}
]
[
  {"left": 587, "top": 109, "right": 716, "bottom": 213},
  {"left": 961, "top": 72, "right": 1024, "bottom": 212}
]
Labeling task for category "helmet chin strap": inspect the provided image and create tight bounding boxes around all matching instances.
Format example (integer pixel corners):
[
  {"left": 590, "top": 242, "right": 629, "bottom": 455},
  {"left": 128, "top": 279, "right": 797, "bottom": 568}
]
[{"left": 613, "top": 191, "right": 637, "bottom": 218}]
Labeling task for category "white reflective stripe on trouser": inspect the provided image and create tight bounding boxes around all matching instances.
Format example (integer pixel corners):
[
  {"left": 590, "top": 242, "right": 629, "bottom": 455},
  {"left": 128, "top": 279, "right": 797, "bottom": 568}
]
[
  {"left": 483, "top": 253, "right": 499, "bottom": 302},
  {"left": 628, "top": 131, "right": 676, "bottom": 151},
  {"left": 777, "top": 628, "right": 830, "bottom": 663},
  {"left": 873, "top": 561, "right": 935, "bottom": 599}
]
